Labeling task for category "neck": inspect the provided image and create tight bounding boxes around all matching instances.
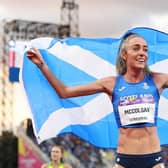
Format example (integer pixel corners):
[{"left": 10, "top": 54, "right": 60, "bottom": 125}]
[
  {"left": 124, "top": 70, "right": 145, "bottom": 83},
  {"left": 51, "top": 160, "right": 61, "bottom": 168}
]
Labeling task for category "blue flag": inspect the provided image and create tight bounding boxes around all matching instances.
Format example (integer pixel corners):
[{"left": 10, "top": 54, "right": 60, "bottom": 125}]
[{"left": 21, "top": 27, "right": 168, "bottom": 148}]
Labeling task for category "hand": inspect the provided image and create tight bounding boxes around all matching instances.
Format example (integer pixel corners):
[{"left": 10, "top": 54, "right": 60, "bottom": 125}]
[{"left": 26, "top": 48, "right": 44, "bottom": 66}]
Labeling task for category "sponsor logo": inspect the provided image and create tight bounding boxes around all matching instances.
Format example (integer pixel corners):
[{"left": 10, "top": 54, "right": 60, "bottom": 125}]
[
  {"left": 155, "top": 156, "right": 162, "bottom": 162},
  {"left": 116, "top": 157, "right": 120, "bottom": 162},
  {"left": 118, "top": 86, "right": 126, "bottom": 91}
]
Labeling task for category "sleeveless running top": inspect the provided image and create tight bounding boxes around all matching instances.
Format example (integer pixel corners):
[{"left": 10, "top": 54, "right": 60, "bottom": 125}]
[
  {"left": 112, "top": 75, "right": 160, "bottom": 128},
  {"left": 48, "top": 162, "right": 64, "bottom": 168}
]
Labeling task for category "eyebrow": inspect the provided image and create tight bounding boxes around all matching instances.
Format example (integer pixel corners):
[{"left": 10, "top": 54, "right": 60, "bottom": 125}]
[{"left": 131, "top": 44, "right": 148, "bottom": 48}]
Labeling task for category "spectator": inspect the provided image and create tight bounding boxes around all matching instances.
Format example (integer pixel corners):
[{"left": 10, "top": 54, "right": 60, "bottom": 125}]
[{"left": 41, "top": 145, "right": 72, "bottom": 168}]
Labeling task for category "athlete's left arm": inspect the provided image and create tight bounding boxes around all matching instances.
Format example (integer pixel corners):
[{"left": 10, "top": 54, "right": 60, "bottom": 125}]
[{"left": 153, "top": 73, "right": 168, "bottom": 93}]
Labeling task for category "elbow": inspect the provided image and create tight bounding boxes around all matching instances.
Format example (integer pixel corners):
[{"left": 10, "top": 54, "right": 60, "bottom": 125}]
[
  {"left": 54, "top": 86, "right": 72, "bottom": 98},
  {"left": 59, "top": 94, "right": 68, "bottom": 98},
  {"left": 57, "top": 90, "right": 69, "bottom": 98},
  {"left": 58, "top": 92, "right": 73, "bottom": 98}
]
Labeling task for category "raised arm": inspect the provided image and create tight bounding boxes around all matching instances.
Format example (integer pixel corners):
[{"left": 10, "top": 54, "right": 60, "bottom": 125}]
[
  {"left": 26, "top": 48, "right": 115, "bottom": 99},
  {"left": 153, "top": 72, "right": 168, "bottom": 94}
]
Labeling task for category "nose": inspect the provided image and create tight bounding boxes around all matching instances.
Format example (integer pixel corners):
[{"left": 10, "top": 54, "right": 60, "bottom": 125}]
[{"left": 139, "top": 48, "right": 147, "bottom": 57}]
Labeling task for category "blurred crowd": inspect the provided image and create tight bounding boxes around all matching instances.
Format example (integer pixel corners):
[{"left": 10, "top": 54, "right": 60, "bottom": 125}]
[{"left": 39, "top": 134, "right": 116, "bottom": 168}]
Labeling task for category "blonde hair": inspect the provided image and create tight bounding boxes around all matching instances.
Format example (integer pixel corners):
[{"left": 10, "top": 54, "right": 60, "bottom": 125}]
[{"left": 116, "top": 32, "right": 152, "bottom": 75}]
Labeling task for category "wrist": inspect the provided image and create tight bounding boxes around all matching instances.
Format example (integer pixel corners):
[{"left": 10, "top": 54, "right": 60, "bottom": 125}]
[{"left": 36, "top": 62, "right": 44, "bottom": 68}]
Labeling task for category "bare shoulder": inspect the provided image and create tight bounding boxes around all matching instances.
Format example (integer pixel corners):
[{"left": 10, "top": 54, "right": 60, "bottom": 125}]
[
  {"left": 97, "top": 76, "right": 117, "bottom": 95},
  {"left": 152, "top": 72, "right": 168, "bottom": 89},
  {"left": 99, "top": 76, "right": 116, "bottom": 87},
  {"left": 64, "top": 163, "right": 72, "bottom": 168},
  {"left": 99, "top": 76, "right": 116, "bottom": 82}
]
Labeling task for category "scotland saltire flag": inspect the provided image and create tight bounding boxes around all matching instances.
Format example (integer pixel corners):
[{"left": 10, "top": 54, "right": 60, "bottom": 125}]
[{"left": 21, "top": 27, "right": 168, "bottom": 148}]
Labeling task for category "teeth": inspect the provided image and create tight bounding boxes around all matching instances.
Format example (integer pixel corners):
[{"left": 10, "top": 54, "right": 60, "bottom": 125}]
[{"left": 137, "top": 59, "right": 144, "bottom": 62}]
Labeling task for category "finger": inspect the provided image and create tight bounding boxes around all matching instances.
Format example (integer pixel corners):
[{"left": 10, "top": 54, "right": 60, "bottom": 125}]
[
  {"left": 28, "top": 48, "right": 36, "bottom": 53},
  {"left": 32, "top": 48, "right": 41, "bottom": 55},
  {"left": 26, "top": 50, "right": 36, "bottom": 57},
  {"left": 26, "top": 50, "right": 35, "bottom": 56}
]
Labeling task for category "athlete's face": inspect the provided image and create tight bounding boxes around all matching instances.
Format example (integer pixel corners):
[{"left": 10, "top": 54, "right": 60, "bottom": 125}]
[
  {"left": 51, "top": 146, "right": 63, "bottom": 162},
  {"left": 123, "top": 37, "right": 148, "bottom": 71}
]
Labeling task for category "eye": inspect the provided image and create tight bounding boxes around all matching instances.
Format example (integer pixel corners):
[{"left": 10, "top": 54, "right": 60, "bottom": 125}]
[
  {"left": 144, "top": 48, "right": 148, "bottom": 52},
  {"left": 132, "top": 46, "right": 139, "bottom": 51}
]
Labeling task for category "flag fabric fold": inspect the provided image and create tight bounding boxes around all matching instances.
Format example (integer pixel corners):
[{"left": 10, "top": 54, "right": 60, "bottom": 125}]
[{"left": 21, "top": 27, "right": 168, "bottom": 148}]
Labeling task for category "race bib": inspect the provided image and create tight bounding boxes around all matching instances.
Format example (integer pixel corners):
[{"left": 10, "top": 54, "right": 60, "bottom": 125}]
[{"left": 118, "top": 103, "right": 155, "bottom": 126}]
